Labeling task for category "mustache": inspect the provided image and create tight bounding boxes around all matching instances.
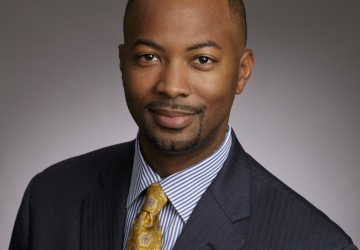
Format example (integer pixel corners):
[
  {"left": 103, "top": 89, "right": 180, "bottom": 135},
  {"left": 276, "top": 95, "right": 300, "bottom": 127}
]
[{"left": 143, "top": 102, "right": 205, "bottom": 113}]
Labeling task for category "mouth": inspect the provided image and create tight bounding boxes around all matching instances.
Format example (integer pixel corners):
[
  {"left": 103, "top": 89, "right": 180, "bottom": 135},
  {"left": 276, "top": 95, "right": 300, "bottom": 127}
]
[{"left": 149, "top": 108, "right": 198, "bottom": 129}]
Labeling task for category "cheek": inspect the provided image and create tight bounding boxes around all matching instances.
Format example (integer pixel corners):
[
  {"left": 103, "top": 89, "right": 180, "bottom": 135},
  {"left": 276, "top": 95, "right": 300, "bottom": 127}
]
[
  {"left": 191, "top": 67, "right": 237, "bottom": 107},
  {"left": 123, "top": 66, "right": 156, "bottom": 104},
  {"left": 122, "top": 69, "right": 152, "bottom": 124},
  {"left": 190, "top": 66, "right": 238, "bottom": 127}
]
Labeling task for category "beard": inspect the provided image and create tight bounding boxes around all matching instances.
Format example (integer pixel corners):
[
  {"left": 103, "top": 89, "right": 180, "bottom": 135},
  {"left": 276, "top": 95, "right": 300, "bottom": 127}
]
[{"left": 142, "top": 101, "right": 205, "bottom": 152}]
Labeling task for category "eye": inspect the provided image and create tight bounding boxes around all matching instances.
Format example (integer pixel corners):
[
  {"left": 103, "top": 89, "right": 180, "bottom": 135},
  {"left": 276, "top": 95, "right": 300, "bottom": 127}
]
[
  {"left": 194, "top": 56, "right": 214, "bottom": 64},
  {"left": 191, "top": 56, "right": 216, "bottom": 70},
  {"left": 138, "top": 54, "right": 159, "bottom": 61}
]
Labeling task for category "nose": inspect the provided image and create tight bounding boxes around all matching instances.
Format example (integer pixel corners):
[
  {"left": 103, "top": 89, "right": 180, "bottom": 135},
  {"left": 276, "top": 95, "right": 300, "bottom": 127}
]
[{"left": 155, "top": 60, "right": 191, "bottom": 99}]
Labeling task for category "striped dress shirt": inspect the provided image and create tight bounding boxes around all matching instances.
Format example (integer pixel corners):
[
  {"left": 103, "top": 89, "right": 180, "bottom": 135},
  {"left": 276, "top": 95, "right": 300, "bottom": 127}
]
[{"left": 123, "top": 125, "right": 232, "bottom": 250}]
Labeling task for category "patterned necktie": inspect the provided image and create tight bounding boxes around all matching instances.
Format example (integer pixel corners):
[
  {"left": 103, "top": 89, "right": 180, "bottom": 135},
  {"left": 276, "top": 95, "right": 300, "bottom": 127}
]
[{"left": 126, "top": 182, "right": 168, "bottom": 250}]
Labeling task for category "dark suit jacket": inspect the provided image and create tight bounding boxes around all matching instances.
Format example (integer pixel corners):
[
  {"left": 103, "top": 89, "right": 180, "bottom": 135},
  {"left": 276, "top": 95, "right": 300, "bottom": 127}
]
[{"left": 10, "top": 131, "right": 357, "bottom": 250}]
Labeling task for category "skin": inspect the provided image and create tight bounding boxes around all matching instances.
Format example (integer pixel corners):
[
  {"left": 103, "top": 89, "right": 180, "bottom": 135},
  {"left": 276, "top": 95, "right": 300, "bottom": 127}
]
[{"left": 119, "top": 0, "right": 254, "bottom": 178}]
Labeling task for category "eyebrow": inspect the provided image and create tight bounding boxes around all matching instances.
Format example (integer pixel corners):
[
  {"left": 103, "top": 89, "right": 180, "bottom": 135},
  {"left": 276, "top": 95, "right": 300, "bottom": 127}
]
[
  {"left": 133, "top": 39, "right": 165, "bottom": 51},
  {"left": 186, "top": 41, "right": 222, "bottom": 51},
  {"left": 132, "top": 39, "right": 222, "bottom": 52}
]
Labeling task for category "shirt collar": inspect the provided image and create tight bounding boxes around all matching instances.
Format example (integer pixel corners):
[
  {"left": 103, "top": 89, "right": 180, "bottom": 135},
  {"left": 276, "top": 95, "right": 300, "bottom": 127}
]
[{"left": 127, "top": 125, "right": 232, "bottom": 223}]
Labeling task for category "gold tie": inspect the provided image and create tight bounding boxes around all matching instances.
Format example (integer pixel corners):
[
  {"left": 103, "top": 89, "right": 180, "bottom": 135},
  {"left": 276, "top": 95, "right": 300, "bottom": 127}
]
[{"left": 126, "top": 182, "right": 168, "bottom": 250}]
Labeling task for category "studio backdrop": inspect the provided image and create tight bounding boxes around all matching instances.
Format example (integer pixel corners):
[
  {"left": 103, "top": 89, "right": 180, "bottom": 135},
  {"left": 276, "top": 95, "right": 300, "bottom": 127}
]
[{"left": 1, "top": 0, "right": 359, "bottom": 248}]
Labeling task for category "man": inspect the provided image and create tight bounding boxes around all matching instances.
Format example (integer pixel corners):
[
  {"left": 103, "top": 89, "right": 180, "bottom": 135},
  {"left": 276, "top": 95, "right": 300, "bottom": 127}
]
[{"left": 9, "top": 0, "right": 357, "bottom": 249}]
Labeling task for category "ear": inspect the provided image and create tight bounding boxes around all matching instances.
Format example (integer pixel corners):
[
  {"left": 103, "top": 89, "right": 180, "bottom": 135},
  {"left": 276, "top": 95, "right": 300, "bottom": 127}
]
[
  {"left": 118, "top": 44, "right": 125, "bottom": 73},
  {"left": 236, "top": 49, "right": 254, "bottom": 94}
]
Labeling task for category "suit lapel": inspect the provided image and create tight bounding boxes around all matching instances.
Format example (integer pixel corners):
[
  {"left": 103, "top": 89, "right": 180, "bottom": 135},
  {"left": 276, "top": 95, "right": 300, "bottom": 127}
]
[
  {"left": 80, "top": 141, "right": 135, "bottom": 250},
  {"left": 173, "top": 190, "right": 246, "bottom": 250},
  {"left": 173, "top": 132, "right": 251, "bottom": 250}
]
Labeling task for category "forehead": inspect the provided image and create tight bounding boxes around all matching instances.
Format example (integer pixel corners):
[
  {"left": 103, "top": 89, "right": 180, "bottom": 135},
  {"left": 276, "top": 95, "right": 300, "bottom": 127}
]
[{"left": 124, "top": 0, "right": 239, "bottom": 48}]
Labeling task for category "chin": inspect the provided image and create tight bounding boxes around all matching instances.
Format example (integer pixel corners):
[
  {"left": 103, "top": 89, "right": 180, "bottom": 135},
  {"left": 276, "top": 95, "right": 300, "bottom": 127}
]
[
  {"left": 150, "top": 135, "right": 201, "bottom": 152},
  {"left": 144, "top": 125, "right": 202, "bottom": 153}
]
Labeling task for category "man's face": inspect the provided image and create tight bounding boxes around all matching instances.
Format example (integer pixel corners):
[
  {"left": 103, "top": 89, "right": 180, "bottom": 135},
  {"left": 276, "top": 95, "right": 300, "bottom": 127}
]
[{"left": 120, "top": 0, "right": 252, "bottom": 153}]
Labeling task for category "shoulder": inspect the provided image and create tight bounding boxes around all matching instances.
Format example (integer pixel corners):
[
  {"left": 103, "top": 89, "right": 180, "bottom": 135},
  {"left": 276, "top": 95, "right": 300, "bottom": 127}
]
[
  {"left": 243, "top": 151, "right": 354, "bottom": 248},
  {"left": 29, "top": 140, "right": 135, "bottom": 204},
  {"left": 10, "top": 141, "right": 136, "bottom": 249}
]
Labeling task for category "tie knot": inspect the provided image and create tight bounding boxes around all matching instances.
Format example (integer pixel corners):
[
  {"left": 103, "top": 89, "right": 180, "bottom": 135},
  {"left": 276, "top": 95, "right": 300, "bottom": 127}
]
[{"left": 141, "top": 182, "right": 168, "bottom": 213}]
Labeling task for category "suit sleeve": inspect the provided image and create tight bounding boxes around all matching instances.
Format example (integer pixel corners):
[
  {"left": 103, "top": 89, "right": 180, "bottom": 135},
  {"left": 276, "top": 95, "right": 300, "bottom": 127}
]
[
  {"left": 9, "top": 177, "right": 35, "bottom": 250},
  {"left": 343, "top": 244, "right": 359, "bottom": 250}
]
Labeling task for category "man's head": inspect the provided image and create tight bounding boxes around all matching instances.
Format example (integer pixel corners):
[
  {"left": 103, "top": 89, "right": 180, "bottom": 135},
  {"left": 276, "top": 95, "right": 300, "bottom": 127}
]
[{"left": 119, "top": 0, "right": 253, "bottom": 165}]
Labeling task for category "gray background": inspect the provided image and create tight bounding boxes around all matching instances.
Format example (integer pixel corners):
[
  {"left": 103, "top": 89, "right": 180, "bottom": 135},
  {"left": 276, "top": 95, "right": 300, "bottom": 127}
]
[{"left": 1, "top": 0, "right": 359, "bottom": 248}]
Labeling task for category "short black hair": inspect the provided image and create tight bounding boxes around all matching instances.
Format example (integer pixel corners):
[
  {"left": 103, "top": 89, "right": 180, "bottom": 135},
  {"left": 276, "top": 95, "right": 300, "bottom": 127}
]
[
  {"left": 124, "top": 0, "right": 247, "bottom": 46},
  {"left": 228, "top": 0, "right": 247, "bottom": 46}
]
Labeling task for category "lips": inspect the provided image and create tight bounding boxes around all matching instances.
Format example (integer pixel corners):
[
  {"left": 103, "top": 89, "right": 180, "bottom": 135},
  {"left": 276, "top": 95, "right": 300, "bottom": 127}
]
[{"left": 150, "top": 108, "right": 196, "bottom": 129}]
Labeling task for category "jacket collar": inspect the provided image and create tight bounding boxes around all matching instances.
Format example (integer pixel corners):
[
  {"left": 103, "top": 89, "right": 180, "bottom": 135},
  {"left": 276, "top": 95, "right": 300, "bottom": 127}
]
[
  {"left": 209, "top": 130, "right": 251, "bottom": 223},
  {"left": 173, "top": 131, "right": 251, "bottom": 250}
]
